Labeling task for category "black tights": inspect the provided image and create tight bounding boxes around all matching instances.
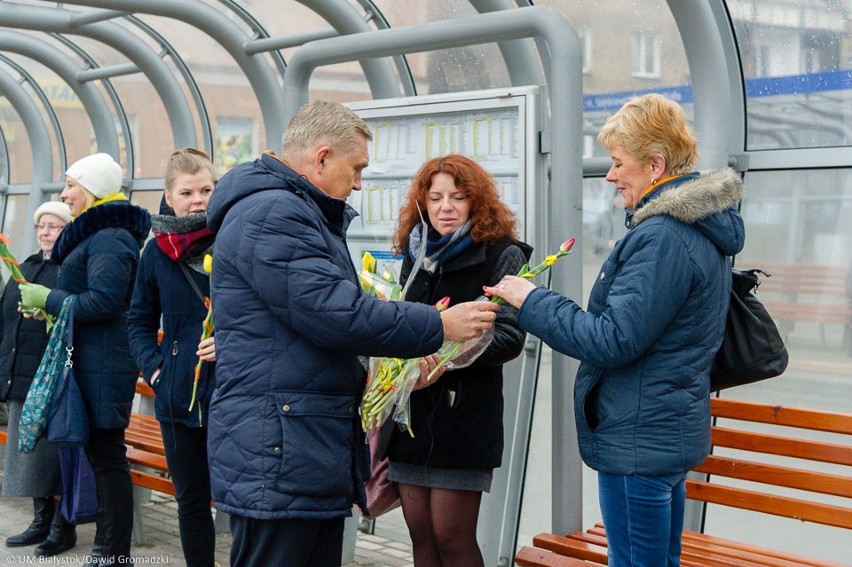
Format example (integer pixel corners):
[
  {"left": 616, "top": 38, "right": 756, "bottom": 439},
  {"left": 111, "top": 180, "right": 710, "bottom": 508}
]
[{"left": 398, "top": 484, "right": 484, "bottom": 567}]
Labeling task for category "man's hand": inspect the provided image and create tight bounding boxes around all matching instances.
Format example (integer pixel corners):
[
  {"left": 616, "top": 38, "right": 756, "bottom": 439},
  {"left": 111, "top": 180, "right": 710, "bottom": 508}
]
[
  {"left": 440, "top": 300, "right": 499, "bottom": 342},
  {"left": 19, "top": 283, "right": 51, "bottom": 309}
]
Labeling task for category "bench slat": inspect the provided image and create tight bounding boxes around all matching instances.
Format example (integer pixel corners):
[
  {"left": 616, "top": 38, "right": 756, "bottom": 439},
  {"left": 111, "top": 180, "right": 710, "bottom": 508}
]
[
  {"left": 682, "top": 529, "right": 850, "bottom": 567},
  {"left": 710, "top": 427, "right": 852, "bottom": 466},
  {"left": 515, "top": 547, "right": 601, "bottom": 567},
  {"left": 126, "top": 447, "right": 169, "bottom": 472},
  {"left": 710, "top": 398, "right": 852, "bottom": 434},
  {"left": 685, "top": 480, "right": 852, "bottom": 529},
  {"left": 693, "top": 454, "right": 852, "bottom": 498},
  {"left": 533, "top": 533, "right": 608, "bottom": 564},
  {"left": 130, "top": 469, "right": 176, "bottom": 496}
]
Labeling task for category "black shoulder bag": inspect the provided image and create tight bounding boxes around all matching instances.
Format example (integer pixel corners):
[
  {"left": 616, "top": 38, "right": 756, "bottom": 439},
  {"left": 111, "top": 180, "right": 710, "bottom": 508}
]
[{"left": 710, "top": 268, "right": 789, "bottom": 391}]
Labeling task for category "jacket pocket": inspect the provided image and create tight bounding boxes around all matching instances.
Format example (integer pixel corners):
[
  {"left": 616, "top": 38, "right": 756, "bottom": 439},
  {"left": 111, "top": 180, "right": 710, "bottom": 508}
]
[
  {"left": 588, "top": 258, "right": 621, "bottom": 312},
  {"left": 275, "top": 391, "right": 356, "bottom": 497},
  {"left": 579, "top": 366, "right": 604, "bottom": 431}
]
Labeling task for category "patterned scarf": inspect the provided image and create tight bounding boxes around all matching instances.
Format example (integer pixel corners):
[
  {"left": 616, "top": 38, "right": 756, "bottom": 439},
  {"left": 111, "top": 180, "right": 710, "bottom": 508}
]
[
  {"left": 152, "top": 213, "right": 214, "bottom": 274},
  {"left": 408, "top": 220, "right": 473, "bottom": 273},
  {"left": 18, "top": 295, "right": 75, "bottom": 453}
]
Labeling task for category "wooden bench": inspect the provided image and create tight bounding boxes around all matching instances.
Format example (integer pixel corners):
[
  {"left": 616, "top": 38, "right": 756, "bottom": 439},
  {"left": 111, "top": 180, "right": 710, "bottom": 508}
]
[
  {"left": 743, "top": 262, "right": 851, "bottom": 344},
  {"left": 125, "top": 380, "right": 174, "bottom": 498},
  {"left": 515, "top": 398, "right": 852, "bottom": 567}
]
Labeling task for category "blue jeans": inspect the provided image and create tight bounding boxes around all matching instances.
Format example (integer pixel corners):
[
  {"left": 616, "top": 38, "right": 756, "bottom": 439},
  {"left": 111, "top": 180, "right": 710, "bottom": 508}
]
[{"left": 598, "top": 471, "right": 687, "bottom": 567}]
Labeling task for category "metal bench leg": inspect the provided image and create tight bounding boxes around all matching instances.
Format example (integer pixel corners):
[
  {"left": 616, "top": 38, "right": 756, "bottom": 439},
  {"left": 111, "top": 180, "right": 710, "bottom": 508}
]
[
  {"left": 132, "top": 486, "right": 147, "bottom": 545},
  {"left": 213, "top": 509, "right": 230, "bottom": 534}
]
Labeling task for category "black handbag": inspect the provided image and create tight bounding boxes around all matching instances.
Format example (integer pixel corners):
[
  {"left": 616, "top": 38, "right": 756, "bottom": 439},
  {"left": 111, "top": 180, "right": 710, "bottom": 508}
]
[
  {"left": 46, "top": 302, "right": 89, "bottom": 446},
  {"left": 710, "top": 268, "right": 789, "bottom": 391}
]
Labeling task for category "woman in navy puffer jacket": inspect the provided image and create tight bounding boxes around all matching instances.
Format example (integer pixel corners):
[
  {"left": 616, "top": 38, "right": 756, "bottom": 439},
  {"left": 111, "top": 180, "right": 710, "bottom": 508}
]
[{"left": 486, "top": 94, "right": 745, "bottom": 567}]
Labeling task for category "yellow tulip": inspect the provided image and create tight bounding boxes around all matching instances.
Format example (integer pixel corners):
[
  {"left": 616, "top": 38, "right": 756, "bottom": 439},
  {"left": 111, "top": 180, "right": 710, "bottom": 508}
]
[
  {"left": 203, "top": 254, "right": 213, "bottom": 273},
  {"left": 362, "top": 251, "right": 376, "bottom": 273}
]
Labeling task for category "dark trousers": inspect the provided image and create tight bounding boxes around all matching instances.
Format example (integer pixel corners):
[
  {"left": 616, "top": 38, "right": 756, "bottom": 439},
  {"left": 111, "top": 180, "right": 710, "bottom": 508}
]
[
  {"left": 85, "top": 428, "right": 134, "bottom": 559},
  {"left": 160, "top": 422, "right": 215, "bottom": 567},
  {"left": 229, "top": 514, "right": 345, "bottom": 567}
]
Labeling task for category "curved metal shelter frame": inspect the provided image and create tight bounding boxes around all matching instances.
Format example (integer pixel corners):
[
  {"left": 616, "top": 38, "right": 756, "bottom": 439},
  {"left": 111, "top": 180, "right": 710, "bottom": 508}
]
[{"left": 0, "top": 1, "right": 849, "bottom": 565}]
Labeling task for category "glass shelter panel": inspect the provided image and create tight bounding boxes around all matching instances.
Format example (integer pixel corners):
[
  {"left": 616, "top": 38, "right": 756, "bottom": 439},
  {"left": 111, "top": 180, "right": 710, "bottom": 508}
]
[
  {"left": 728, "top": 0, "right": 852, "bottom": 150},
  {"left": 371, "top": 0, "right": 512, "bottom": 94}
]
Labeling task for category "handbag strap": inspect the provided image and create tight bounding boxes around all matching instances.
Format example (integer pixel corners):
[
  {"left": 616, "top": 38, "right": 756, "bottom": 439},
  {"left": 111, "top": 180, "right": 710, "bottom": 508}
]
[
  {"left": 65, "top": 299, "right": 74, "bottom": 367},
  {"left": 178, "top": 261, "right": 207, "bottom": 305}
]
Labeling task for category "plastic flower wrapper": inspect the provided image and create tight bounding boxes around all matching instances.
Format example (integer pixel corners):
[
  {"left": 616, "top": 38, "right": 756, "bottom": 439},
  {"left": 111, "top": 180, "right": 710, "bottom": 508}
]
[
  {"left": 0, "top": 233, "right": 55, "bottom": 332},
  {"left": 360, "top": 296, "right": 450, "bottom": 437},
  {"left": 188, "top": 253, "right": 214, "bottom": 412}
]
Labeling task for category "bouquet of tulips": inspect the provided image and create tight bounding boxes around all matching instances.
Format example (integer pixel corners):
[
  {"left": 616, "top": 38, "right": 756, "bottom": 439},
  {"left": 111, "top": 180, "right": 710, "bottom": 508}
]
[
  {"left": 188, "top": 253, "right": 215, "bottom": 412},
  {"left": 359, "top": 238, "right": 576, "bottom": 436},
  {"left": 0, "top": 233, "right": 55, "bottom": 331}
]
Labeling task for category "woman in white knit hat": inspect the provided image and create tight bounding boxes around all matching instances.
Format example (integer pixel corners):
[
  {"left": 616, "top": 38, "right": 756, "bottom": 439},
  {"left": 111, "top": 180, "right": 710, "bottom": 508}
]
[
  {"left": 1, "top": 201, "right": 76, "bottom": 557},
  {"left": 20, "top": 153, "right": 151, "bottom": 565}
]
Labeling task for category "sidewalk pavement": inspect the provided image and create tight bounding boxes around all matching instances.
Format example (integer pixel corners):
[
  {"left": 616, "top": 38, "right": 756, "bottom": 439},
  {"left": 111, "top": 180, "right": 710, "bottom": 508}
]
[{"left": 0, "top": 458, "right": 414, "bottom": 567}]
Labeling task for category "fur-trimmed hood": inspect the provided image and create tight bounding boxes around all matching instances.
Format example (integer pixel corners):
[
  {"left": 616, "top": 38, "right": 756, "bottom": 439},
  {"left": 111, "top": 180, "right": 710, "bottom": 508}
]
[
  {"left": 52, "top": 200, "right": 151, "bottom": 265},
  {"left": 630, "top": 168, "right": 745, "bottom": 256}
]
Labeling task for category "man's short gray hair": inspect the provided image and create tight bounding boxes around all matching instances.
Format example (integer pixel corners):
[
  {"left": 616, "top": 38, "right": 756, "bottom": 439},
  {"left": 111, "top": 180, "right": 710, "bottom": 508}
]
[{"left": 282, "top": 100, "right": 372, "bottom": 159}]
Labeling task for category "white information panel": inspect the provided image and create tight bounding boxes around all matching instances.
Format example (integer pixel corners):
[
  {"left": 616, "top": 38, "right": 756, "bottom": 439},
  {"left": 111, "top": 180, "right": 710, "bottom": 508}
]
[{"left": 346, "top": 87, "right": 541, "bottom": 275}]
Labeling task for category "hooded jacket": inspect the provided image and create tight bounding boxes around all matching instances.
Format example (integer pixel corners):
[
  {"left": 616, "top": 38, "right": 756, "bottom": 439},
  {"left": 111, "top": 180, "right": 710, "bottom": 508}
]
[
  {"left": 519, "top": 168, "right": 745, "bottom": 475},
  {"left": 205, "top": 153, "right": 444, "bottom": 520}
]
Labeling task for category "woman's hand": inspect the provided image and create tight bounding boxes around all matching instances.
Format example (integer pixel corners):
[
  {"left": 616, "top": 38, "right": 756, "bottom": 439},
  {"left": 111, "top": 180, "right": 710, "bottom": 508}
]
[
  {"left": 197, "top": 336, "right": 216, "bottom": 362},
  {"left": 412, "top": 353, "right": 445, "bottom": 391},
  {"left": 483, "top": 275, "right": 537, "bottom": 309}
]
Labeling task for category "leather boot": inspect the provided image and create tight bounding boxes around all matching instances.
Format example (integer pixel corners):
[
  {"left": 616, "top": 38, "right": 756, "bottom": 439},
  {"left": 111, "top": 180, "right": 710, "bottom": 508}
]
[
  {"left": 34, "top": 508, "right": 77, "bottom": 557},
  {"left": 5, "top": 497, "right": 54, "bottom": 547}
]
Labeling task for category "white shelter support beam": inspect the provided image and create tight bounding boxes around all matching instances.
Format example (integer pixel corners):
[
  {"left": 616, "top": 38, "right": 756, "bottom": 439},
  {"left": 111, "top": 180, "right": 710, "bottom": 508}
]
[
  {"left": 58, "top": 0, "right": 286, "bottom": 149},
  {"left": 469, "top": 0, "right": 546, "bottom": 87},
  {"left": 0, "top": 69, "right": 54, "bottom": 250},
  {"left": 284, "top": 4, "right": 585, "bottom": 551},
  {"left": 667, "top": 0, "right": 745, "bottom": 168},
  {"left": 298, "top": 0, "right": 405, "bottom": 100},
  {"left": 0, "top": 30, "right": 120, "bottom": 160},
  {"left": 0, "top": 2, "right": 197, "bottom": 151}
]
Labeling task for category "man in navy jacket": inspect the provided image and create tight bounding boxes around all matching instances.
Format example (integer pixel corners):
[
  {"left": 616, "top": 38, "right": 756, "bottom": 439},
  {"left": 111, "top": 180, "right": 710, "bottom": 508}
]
[{"left": 207, "top": 100, "right": 498, "bottom": 567}]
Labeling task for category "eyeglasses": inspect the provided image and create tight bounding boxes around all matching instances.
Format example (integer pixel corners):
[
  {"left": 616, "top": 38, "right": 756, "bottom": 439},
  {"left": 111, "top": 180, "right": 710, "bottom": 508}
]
[{"left": 35, "top": 224, "right": 64, "bottom": 233}]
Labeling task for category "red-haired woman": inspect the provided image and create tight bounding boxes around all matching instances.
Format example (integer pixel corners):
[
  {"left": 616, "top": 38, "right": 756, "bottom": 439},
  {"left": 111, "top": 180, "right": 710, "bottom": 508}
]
[{"left": 385, "top": 154, "right": 531, "bottom": 567}]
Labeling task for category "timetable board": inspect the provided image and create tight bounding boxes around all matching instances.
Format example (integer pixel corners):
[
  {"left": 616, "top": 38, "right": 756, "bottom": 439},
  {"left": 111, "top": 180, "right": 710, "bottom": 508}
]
[{"left": 346, "top": 86, "right": 542, "bottom": 278}]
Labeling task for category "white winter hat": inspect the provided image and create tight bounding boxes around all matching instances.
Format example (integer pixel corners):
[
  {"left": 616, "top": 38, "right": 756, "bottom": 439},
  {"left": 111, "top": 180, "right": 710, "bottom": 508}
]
[
  {"left": 34, "top": 201, "right": 72, "bottom": 225},
  {"left": 65, "top": 153, "right": 123, "bottom": 199}
]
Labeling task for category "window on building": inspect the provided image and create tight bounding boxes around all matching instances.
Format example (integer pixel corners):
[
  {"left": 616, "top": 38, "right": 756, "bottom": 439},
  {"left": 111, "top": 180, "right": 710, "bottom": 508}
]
[
  {"left": 578, "top": 28, "right": 593, "bottom": 74},
  {"left": 631, "top": 32, "right": 661, "bottom": 78}
]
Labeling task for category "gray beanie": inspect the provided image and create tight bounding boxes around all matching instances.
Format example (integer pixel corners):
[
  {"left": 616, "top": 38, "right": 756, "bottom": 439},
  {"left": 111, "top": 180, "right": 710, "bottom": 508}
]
[
  {"left": 34, "top": 201, "right": 72, "bottom": 225},
  {"left": 65, "top": 153, "right": 123, "bottom": 199}
]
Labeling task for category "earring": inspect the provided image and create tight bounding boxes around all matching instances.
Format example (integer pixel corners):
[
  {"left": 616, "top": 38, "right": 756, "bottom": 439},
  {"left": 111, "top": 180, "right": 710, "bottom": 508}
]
[{"left": 650, "top": 177, "right": 656, "bottom": 185}]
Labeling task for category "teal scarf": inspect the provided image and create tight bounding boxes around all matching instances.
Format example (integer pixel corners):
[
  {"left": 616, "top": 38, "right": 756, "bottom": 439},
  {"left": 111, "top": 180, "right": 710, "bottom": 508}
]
[{"left": 18, "top": 296, "right": 75, "bottom": 453}]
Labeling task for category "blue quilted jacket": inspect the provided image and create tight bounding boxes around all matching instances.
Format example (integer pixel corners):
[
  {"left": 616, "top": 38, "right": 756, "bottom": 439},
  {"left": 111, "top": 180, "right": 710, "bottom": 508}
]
[
  {"left": 520, "top": 169, "right": 745, "bottom": 475},
  {"left": 206, "top": 153, "right": 444, "bottom": 519}
]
